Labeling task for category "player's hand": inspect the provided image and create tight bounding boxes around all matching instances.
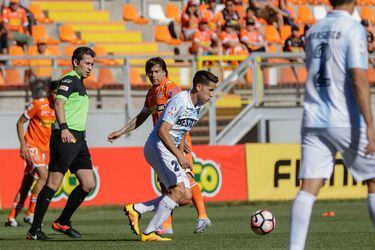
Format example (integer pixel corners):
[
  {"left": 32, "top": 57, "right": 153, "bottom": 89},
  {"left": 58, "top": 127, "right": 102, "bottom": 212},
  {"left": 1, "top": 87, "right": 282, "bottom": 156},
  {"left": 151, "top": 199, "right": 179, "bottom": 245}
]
[
  {"left": 183, "top": 142, "right": 191, "bottom": 154},
  {"left": 178, "top": 155, "right": 192, "bottom": 170},
  {"left": 20, "top": 145, "right": 30, "bottom": 160},
  {"left": 107, "top": 131, "right": 122, "bottom": 143},
  {"left": 365, "top": 127, "right": 375, "bottom": 155},
  {"left": 61, "top": 129, "right": 76, "bottom": 143}
]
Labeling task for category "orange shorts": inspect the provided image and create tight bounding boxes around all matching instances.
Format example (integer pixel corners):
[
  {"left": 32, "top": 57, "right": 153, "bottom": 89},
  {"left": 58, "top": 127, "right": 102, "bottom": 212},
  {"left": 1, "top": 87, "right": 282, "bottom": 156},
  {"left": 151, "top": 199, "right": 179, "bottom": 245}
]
[{"left": 24, "top": 145, "right": 49, "bottom": 174}]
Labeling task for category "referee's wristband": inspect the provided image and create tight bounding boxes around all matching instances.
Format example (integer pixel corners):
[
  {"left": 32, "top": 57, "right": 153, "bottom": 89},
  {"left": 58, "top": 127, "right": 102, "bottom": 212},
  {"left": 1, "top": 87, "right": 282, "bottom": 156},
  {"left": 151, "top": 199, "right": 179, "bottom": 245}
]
[{"left": 60, "top": 122, "right": 68, "bottom": 130}]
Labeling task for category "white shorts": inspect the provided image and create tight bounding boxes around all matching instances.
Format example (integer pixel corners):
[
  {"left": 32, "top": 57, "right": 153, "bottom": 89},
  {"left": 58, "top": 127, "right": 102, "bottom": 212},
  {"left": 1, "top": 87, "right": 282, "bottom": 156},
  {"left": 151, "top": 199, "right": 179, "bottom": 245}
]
[
  {"left": 144, "top": 137, "right": 190, "bottom": 191},
  {"left": 301, "top": 127, "right": 375, "bottom": 181}
]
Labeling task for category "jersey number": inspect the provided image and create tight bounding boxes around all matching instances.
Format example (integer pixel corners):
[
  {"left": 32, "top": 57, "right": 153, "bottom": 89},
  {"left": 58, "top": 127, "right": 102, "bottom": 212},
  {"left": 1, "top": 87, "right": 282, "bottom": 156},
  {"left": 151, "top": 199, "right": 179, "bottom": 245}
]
[
  {"left": 171, "top": 160, "right": 179, "bottom": 172},
  {"left": 313, "top": 43, "right": 331, "bottom": 87}
]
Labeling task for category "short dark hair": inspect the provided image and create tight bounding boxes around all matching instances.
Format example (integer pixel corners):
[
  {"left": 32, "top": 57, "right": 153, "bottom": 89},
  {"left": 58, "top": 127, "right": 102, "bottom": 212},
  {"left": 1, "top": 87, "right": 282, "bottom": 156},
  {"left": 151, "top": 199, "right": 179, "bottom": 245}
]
[
  {"left": 145, "top": 57, "right": 168, "bottom": 77},
  {"left": 329, "top": 0, "right": 354, "bottom": 7},
  {"left": 49, "top": 80, "right": 59, "bottom": 91},
  {"left": 71, "top": 47, "right": 96, "bottom": 67},
  {"left": 193, "top": 70, "right": 219, "bottom": 88}
]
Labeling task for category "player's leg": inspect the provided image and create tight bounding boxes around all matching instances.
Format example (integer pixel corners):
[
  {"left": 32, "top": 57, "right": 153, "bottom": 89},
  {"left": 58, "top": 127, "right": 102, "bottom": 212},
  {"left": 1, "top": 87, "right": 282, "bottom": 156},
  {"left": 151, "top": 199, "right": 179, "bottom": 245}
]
[
  {"left": 24, "top": 165, "right": 48, "bottom": 224},
  {"left": 53, "top": 141, "right": 94, "bottom": 238},
  {"left": 6, "top": 165, "right": 34, "bottom": 227},
  {"left": 289, "top": 128, "right": 336, "bottom": 250},
  {"left": 366, "top": 178, "right": 375, "bottom": 229}
]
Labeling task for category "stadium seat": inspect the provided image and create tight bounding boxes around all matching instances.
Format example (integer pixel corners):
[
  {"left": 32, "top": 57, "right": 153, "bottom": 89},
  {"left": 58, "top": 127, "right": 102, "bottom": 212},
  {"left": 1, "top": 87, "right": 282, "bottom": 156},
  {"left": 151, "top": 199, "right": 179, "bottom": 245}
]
[
  {"left": 130, "top": 68, "right": 146, "bottom": 87},
  {"left": 122, "top": 4, "right": 149, "bottom": 24},
  {"left": 33, "top": 25, "right": 59, "bottom": 45},
  {"left": 5, "top": 69, "right": 24, "bottom": 86},
  {"left": 59, "top": 24, "right": 82, "bottom": 44},
  {"left": 297, "top": 6, "right": 314, "bottom": 24},
  {"left": 264, "top": 26, "right": 283, "bottom": 44},
  {"left": 280, "top": 25, "right": 292, "bottom": 41},
  {"left": 84, "top": 70, "right": 103, "bottom": 90},
  {"left": 297, "top": 67, "right": 307, "bottom": 84},
  {"left": 291, "top": 0, "right": 307, "bottom": 5},
  {"left": 313, "top": 6, "right": 327, "bottom": 21},
  {"left": 97, "top": 68, "right": 117, "bottom": 86},
  {"left": 148, "top": 4, "right": 172, "bottom": 24},
  {"left": 368, "top": 67, "right": 375, "bottom": 85},
  {"left": 29, "top": 3, "right": 53, "bottom": 23},
  {"left": 93, "top": 46, "right": 118, "bottom": 66},
  {"left": 154, "top": 25, "right": 181, "bottom": 45},
  {"left": 361, "top": 7, "right": 374, "bottom": 23},
  {"left": 165, "top": 4, "right": 181, "bottom": 22},
  {"left": 9, "top": 46, "right": 28, "bottom": 66},
  {"left": 280, "top": 67, "right": 298, "bottom": 85}
]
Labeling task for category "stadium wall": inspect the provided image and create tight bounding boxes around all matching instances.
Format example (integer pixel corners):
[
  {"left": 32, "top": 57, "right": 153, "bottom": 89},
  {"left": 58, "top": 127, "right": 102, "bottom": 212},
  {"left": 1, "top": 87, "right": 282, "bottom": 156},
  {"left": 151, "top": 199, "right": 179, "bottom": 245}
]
[{"left": 0, "top": 144, "right": 368, "bottom": 209}]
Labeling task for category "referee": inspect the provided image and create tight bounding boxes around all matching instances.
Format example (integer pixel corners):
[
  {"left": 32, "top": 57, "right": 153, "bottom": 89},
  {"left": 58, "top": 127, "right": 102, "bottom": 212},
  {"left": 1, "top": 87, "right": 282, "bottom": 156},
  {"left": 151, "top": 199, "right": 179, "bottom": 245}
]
[{"left": 27, "top": 47, "right": 96, "bottom": 240}]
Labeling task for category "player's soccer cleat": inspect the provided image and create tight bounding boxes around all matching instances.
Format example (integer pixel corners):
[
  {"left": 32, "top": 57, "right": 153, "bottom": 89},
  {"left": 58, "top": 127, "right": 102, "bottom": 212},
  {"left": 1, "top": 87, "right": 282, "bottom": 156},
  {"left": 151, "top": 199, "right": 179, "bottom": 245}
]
[
  {"left": 4, "top": 218, "right": 18, "bottom": 227},
  {"left": 141, "top": 232, "right": 172, "bottom": 241},
  {"left": 194, "top": 218, "right": 212, "bottom": 234},
  {"left": 156, "top": 226, "right": 174, "bottom": 235},
  {"left": 123, "top": 204, "right": 141, "bottom": 235},
  {"left": 52, "top": 221, "right": 81, "bottom": 238},
  {"left": 26, "top": 229, "right": 50, "bottom": 240},
  {"left": 24, "top": 214, "right": 34, "bottom": 225}
]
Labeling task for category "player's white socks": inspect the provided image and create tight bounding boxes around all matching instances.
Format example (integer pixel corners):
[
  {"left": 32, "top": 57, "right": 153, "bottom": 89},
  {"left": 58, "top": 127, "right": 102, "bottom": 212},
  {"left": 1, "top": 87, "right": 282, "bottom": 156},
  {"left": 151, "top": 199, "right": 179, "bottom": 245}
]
[
  {"left": 134, "top": 196, "right": 164, "bottom": 214},
  {"left": 368, "top": 193, "right": 375, "bottom": 229},
  {"left": 289, "top": 191, "right": 316, "bottom": 250},
  {"left": 144, "top": 195, "right": 177, "bottom": 234}
]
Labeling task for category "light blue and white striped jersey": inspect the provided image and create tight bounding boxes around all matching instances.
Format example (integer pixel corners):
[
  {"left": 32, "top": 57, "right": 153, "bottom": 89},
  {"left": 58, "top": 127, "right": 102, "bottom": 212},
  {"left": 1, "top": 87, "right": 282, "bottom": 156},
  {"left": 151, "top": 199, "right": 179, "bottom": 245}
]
[
  {"left": 149, "top": 91, "right": 204, "bottom": 145},
  {"left": 302, "top": 10, "right": 368, "bottom": 128}
]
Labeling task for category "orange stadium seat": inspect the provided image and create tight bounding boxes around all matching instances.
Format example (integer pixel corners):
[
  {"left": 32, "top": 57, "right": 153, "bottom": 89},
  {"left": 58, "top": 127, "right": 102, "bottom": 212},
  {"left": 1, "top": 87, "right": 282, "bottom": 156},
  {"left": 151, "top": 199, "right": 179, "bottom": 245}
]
[
  {"left": 98, "top": 68, "right": 116, "bottom": 85},
  {"left": 297, "top": 6, "right": 314, "bottom": 24},
  {"left": 297, "top": 67, "right": 308, "bottom": 84},
  {"left": 93, "top": 46, "right": 117, "bottom": 66},
  {"left": 122, "top": 4, "right": 149, "bottom": 24},
  {"left": 280, "top": 67, "right": 298, "bottom": 85},
  {"left": 154, "top": 25, "right": 181, "bottom": 45},
  {"left": 264, "top": 25, "right": 283, "bottom": 44},
  {"left": 9, "top": 46, "right": 28, "bottom": 66},
  {"left": 0, "top": 71, "right": 6, "bottom": 87},
  {"left": 84, "top": 71, "right": 102, "bottom": 90},
  {"left": 291, "top": 0, "right": 307, "bottom": 5},
  {"left": 361, "top": 7, "right": 375, "bottom": 23},
  {"left": 5, "top": 69, "right": 24, "bottom": 86},
  {"left": 33, "top": 25, "right": 59, "bottom": 45},
  {"left": 165, "top": 4, "right": 181, "bottom": 22},
  {"left": 368, "top": 67, "right": 375, "bottom": 85},
  {"left": 59, "top": 24, "right": 82, "bottom": 44},
  {"left": 29, "top": 3, "right": 53, "bottom": 23},
  {"left": 130, "top": 68, "right": 146, "bottom": 87},
  {"left": 280, "top": 25, "right": 292, "bottom": 41}
]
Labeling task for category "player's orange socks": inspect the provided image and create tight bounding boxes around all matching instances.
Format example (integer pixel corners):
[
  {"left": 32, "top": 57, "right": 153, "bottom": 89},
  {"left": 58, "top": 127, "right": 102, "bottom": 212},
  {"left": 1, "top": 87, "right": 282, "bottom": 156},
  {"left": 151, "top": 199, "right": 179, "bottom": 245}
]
[
  {"left": 27, "top": 194, "right": 38, "bottom": 215},
  {"left": 8, "top": 203, "right": 23, "bottom": 220},
  {"left": 190, "top": 179, "right": 208, "bottom": 219}
]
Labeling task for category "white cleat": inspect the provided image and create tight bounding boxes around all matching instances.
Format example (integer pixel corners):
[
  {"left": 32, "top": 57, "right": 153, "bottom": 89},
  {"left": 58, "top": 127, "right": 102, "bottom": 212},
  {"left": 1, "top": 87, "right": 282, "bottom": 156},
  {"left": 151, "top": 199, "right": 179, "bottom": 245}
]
[
  {"left": 24, "top": 214, "right": 34, "bottom": 225},
  {"left": 194, "top": 218, "right": 212, "bottom": 234},
  {"left": 4, "top": 218, "right": 18, "bottom": 227}
]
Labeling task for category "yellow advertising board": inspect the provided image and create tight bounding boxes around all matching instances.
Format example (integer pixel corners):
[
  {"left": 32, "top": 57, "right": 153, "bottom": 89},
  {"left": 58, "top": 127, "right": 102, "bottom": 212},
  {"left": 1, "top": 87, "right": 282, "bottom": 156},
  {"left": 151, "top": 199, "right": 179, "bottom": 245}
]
[{"left": 246, "top": 144, "right": 368, "bottom": 201}]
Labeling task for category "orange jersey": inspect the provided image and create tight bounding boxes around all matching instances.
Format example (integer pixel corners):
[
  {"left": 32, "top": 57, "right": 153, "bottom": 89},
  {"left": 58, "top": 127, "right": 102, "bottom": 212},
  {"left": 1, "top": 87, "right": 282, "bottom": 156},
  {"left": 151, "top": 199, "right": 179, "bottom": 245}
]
[
  {"left": 191, "top": 29, "right": 217, "bottom": 52},
  {"left": 143, "top": 78, "right": 181, "bottom": 125},
  {"left": 240, "top": 28, "right": 263, "bottom": 50},
  {"left": 24, "top": 97, "right": 55, "bottom": 152},
  {"left": 2, "top": 7, "right": 27, "bottom": 32}
]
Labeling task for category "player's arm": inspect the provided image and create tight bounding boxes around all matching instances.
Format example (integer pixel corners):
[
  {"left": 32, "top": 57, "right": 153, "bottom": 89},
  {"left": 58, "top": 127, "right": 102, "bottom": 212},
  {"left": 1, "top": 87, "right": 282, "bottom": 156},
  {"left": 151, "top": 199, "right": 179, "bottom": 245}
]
[
  {"left": 55, "top": 77, "right": 76, "bottom": 143},
  {"left": 352, "top": 68, "right": 375, "bottom": 154},
  {"left": 349, "top": 25, "right": 373, "bottom": 154},
  {"left": 178, "top": 134, "right": 186, "bottom": 153},
  {"left": 107, "top": 111, "right": 150, "bottom": 142},
  {"left": 158, "top": 121, "right": 190, "bottom": 170},
  {"left": 16, "top": 114, "right": 30, "bottom": 160}
]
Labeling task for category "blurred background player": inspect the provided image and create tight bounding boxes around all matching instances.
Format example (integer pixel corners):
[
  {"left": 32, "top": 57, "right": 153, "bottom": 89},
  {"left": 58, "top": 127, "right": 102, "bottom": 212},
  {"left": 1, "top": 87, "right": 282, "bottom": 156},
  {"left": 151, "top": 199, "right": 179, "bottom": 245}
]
[
  {"left": 5, "top": 80, "right": 57, "bottom": 227},
  {"left": 289, "top": 0, "right": 375, "bottom": 249},
  {"left": 125, "top": 70, "right": 218, "bottom": 241},
  {"left": 108, "top": 57, "right": 212, "bottom": 234}
]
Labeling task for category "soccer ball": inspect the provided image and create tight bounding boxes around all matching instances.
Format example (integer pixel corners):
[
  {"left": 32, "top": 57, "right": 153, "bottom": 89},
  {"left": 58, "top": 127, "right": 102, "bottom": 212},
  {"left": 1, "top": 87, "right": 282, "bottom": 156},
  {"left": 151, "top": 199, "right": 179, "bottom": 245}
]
[{"left": 250, "top": 209, "right": 276, "bottom": 235}]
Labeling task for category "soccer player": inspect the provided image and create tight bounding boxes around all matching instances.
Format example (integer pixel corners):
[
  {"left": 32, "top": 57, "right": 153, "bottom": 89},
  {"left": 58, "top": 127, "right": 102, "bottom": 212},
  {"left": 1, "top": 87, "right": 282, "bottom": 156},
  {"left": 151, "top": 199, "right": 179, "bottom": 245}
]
[
  {"left": 27, "top": 47, "right": 96, "bottom": 240},
  {"left": 108, "top": 57, "right": 212, "bottom": 234},
  {"left": 289, "top": 0, "right": 375, "bottom": 249},
  {"left": 134, "top": 70, "right": 217, "bottom": 241},
  {"left": 5, "top": 81, "right": 57, "bottom": 227}
]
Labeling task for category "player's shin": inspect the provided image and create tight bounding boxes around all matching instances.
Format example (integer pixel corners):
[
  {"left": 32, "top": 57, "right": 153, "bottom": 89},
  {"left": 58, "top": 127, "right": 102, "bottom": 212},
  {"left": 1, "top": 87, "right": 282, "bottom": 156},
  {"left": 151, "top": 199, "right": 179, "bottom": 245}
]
[
  {"left": 56, "top": 185, "right": 88, "bottom": 225},
  {"left": 190, "top": 177, "right": 208, "bottom": 219},
  {"left": 29, "top": 185, "right": 55, "bottom": 234},
  {"left": 144, "top": 195, "right": 177, "bottom": 234},
  {"left": 367, "top": 193, "right": 375, "bottom": 229},
  {"left": 289, "top": 191, "right": 316, "bottom": 250},
  {"left": 134, "top": 196, "right": 164, "bottom": 214}
]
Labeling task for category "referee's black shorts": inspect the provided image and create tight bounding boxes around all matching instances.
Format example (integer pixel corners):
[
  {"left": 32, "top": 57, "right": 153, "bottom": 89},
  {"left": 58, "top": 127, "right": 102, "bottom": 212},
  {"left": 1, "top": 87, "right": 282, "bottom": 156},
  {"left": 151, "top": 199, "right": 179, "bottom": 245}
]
[{"left": 49, "top": 129, "right": 92, "bottom": 174}]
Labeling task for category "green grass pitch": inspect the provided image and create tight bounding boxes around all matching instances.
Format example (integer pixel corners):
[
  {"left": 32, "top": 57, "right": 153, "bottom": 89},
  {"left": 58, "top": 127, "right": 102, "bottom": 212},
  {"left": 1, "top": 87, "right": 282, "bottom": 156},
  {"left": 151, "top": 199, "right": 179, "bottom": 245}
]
[{"left": 0, "top": 200, "right": 373, "bottom": 249}]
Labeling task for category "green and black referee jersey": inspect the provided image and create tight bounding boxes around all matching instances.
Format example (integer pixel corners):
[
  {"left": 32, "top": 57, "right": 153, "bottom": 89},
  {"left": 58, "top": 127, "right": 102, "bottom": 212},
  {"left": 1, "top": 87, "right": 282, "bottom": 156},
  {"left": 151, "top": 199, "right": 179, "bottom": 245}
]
[{"left": 49, "top": 70, "right": 93, "bottom": 174}]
